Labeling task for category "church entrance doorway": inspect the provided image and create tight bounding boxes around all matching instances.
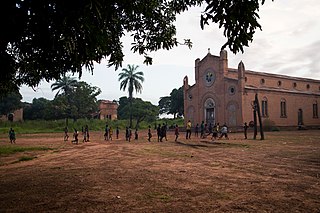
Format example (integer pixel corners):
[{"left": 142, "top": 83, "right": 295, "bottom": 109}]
[
  {"left": 206, "top": 108, "right": 215, "bottom": 125},
  {"left": 204, "top": 98, "right": 215, "bottom": 125}
]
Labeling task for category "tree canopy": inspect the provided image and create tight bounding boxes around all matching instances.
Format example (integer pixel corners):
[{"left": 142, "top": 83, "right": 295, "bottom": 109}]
[
  {"left": 118, "top": 64, "right": 144, "bottom": 127},
  {"left": 0, "top": 92, "right": 22, "bottom": 116},
  {"left": 24, "top": 81, "right": 101, "bottom": 120},
  {"left": 51, "top": 75, "right": 79, "bottom": 98},
  {"left": 1, "top": 0, "right": 272, "bottom": 95},
  {"left": 159, "top": 86, "right": 184, "bottom": 118},
  {"left": 118, "top": 97, "right": 158, "bottom": 128}
]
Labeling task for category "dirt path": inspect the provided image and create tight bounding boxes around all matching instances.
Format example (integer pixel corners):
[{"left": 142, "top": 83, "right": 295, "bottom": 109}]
[{"left": 0, "top": 130, "right": 319, "bottom": 212}]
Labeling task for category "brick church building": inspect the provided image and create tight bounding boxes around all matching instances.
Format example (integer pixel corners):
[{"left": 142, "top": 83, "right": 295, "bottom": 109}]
[{"left": 183, "top": 50, "right": 320, "bottom": 129}]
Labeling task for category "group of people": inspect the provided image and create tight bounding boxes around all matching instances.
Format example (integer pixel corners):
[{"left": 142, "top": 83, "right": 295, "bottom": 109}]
[
  {"left": 185, "top": 120, "right": 250, "bottom": 140},
  {"left": 7, "top": 121, "right": 249, "bottom": 144},
  {"left": 63, "top": 125, "right": 90, "bottom": 144},
  {"left": 62, "top": 121, "right": 236, "bottom": 144},
  {"left": 186, "top": 120, "right": 230, "bottom": 140},
  {"left": 184, "top": 120, "right": 229, "bottom": 140}
]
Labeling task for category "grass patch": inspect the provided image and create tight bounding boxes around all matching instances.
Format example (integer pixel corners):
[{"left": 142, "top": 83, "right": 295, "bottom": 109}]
[
  {"left": 0, "top": 146, "right": 53, "bottom": 155},
  {"left": 18, "top": 156, "right": 37, "bottom": 162},
  {"left": 0, "top": 118, "right": 185, "bottom": 134},
  {"left": 145, "top": 192, "right": 172, "bottom": 202}
]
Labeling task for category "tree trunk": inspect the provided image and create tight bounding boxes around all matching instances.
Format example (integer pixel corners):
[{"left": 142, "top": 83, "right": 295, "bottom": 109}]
[
  {"left": 135, "top": 116, "right": 145, "bottom": 129},
  {"left": 129, "top": 97, "right": 132, "bottom": 128},
  {"left": 255, "top": 94, "right": 264, "bottom": 140},
  {"left": 253, "top": 106, "right": 257, "bottom": 140}
]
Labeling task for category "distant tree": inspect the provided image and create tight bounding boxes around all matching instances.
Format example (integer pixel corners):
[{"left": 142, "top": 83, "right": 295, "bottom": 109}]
[
  {"left": 0, "top": 92, "right": 22, "bottom": 118},
  {"left": 117, "top": 97, "right": 130, "bottom": 120},
  {"left": 23, "top": 97, "right": 53, "bottom": 120},
  {"left": 51, "top": 75, "right": 78, "bottom": 98},
  {"left": 118, "top": 64, "right": 144, "bottom": 127},
  {"left": 170, "top": 87, "right": 184, "bottom": 118},
  {"left": 24, "top": 82, "right": 101, "bottom": 120},
  {"left": 1, "top": 0, "right": 272, "bottom": 95},
  {"left": 158, "top": 96, "right": 171, "bottom": 115},
  {"left": 118, "top": 97, "right": 158, "bottom": 128},
  {"left": 51, "top": 75, "right": 78, "bottom": 125},
  {"left": 68, "top": 81, "right": 101, "bottom": 120},
  {"left": 158, "top": 86, "right": 184, "bottom": 118}
]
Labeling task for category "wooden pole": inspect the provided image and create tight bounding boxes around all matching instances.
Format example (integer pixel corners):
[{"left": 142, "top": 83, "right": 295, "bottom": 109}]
[
  {"left": 255, "top": 94, "right": 264, "bottom": 140},
  {"left": 253, "top": 104, "right": 257, "bottom": 140}
]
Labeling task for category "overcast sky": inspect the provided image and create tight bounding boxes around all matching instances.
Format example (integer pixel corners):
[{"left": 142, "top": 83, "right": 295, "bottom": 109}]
[{"left": 20, "top": 0, "right": 320, "bottom": 105}]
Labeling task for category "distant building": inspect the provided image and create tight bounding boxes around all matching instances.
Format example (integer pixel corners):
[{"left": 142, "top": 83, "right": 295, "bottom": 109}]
[
  {"left": 0, "top": 108, "right": 24, "bottom": 122},
  {"left": 183, "top": 50, "right": 320, "bottom": 129},
  {"left": 98, "top": 100, "right": 118, "bottom": 120}
]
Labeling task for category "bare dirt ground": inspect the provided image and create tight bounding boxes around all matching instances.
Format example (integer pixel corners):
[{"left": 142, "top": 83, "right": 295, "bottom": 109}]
[{"left": 0, "top": 130, "right": 319, "bottom": 213}]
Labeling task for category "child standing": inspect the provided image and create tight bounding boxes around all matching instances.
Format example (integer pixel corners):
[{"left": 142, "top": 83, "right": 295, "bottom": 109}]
[
  {"left": 244, "top": 122, "right": 248, "bottom": 139},
  {"left": 135, "top": 128, "right": 139, "bottom": 140},
  {"left": 174, "top": 124, "right": 179, "bottom": 142},
  {"left": 128, "top": 127, "right": 132, "bottom": 142},
  {"left": 72, "top": 129, "right": 79, "bottom": 144},
  {"left": 9, "top": 128, "right": 16, "bottom": 144},
  {"left": 125, "top": 127, "right": 129, "bottom": 141},
  {"left": 104, "top": 124, "right": 109, "bottom": 141},
  {"left": 148, "top": 126, "right": 152, "bottom": 142},
  {"left": 64, "top": 126, "right": 69, "bottom": 141},
  {"left": 85, "top": 125, "right": 90, "bottom": 142},
  {"left": 109, "top": 126, "right": 113, "bottom": 141}
]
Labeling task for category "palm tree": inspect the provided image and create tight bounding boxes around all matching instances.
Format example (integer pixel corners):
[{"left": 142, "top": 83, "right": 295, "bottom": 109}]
[
  {"left": 118, "top": 64, "right": 145, "bottom": 127},
  {"left": 51, "top": 75, "right": 78, "bottom": 98},
  {"left": 51, "top": 75, "right": 78, "bottom": 126}
]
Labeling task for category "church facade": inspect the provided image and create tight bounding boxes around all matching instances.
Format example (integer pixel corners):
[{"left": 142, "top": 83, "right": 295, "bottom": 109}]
[{"left": 183, "top": 50, "right": 320, "bottom": 130}]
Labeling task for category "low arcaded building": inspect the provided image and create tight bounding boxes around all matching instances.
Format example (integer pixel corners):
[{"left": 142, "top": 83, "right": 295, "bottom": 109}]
[
  {"left": 183, "top": 50, "right": 320, "bottom": 129},
  {"left": 98, "top": 100, "right": 118, "bottom": 120}
]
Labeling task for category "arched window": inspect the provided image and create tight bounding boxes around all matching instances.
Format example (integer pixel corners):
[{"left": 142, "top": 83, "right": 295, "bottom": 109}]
[
  {"left": 293, "top": 82, "right": 297, "bottom": 88},
  {"left": 280, "top": 98, "right": 287, "bottom": 117},
  {"left": 313, "top": 101, "right": 318, "bottom": 118},
  {"left": 261, "top": 97, "right": 268, "bottom": 117},
  {"left": 205, "top": 98, "right": 215, "bottom": 108}
]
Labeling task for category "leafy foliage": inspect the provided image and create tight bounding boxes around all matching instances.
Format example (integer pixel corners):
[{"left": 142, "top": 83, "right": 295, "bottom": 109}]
[
  {"left": 159, "top": 96, "right": 171, "bottom": 115},
  {"left": 0, "top": 92, "right": 23, "bottom": 115},
  {"left": 1, "top": 0, "right": 271, "bottom": 95},
  {"left": 51, "top": 75, "right": 79, "bottom": 98},
  {"left": 118, "top": 65, "right": 145, "bottom": 99},
  {"left": 23, "top": 98, "right": 56, "bottom": 120},
  {"left": 200, "top": 0, "right": 273, "bottom": 53},
  {"left": 24, "top": 81, "right": 101, "bottom": 120},
  {"left": 158, "top": 86, "right": 184, "bottom": 118},
  {"left": 118, "top": 96, "right": 159, "bottom": 128},
  {"left": 68, "top": 81, "right": 101, "bottom": 119},
  {"left": 118, "top": 64, "right": 145, "bottom": 127}
]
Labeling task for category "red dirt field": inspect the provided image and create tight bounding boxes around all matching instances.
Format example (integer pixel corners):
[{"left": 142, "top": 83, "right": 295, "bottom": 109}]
[{"left": 0, "top": 130, "right": 319, "bottom": 212}]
